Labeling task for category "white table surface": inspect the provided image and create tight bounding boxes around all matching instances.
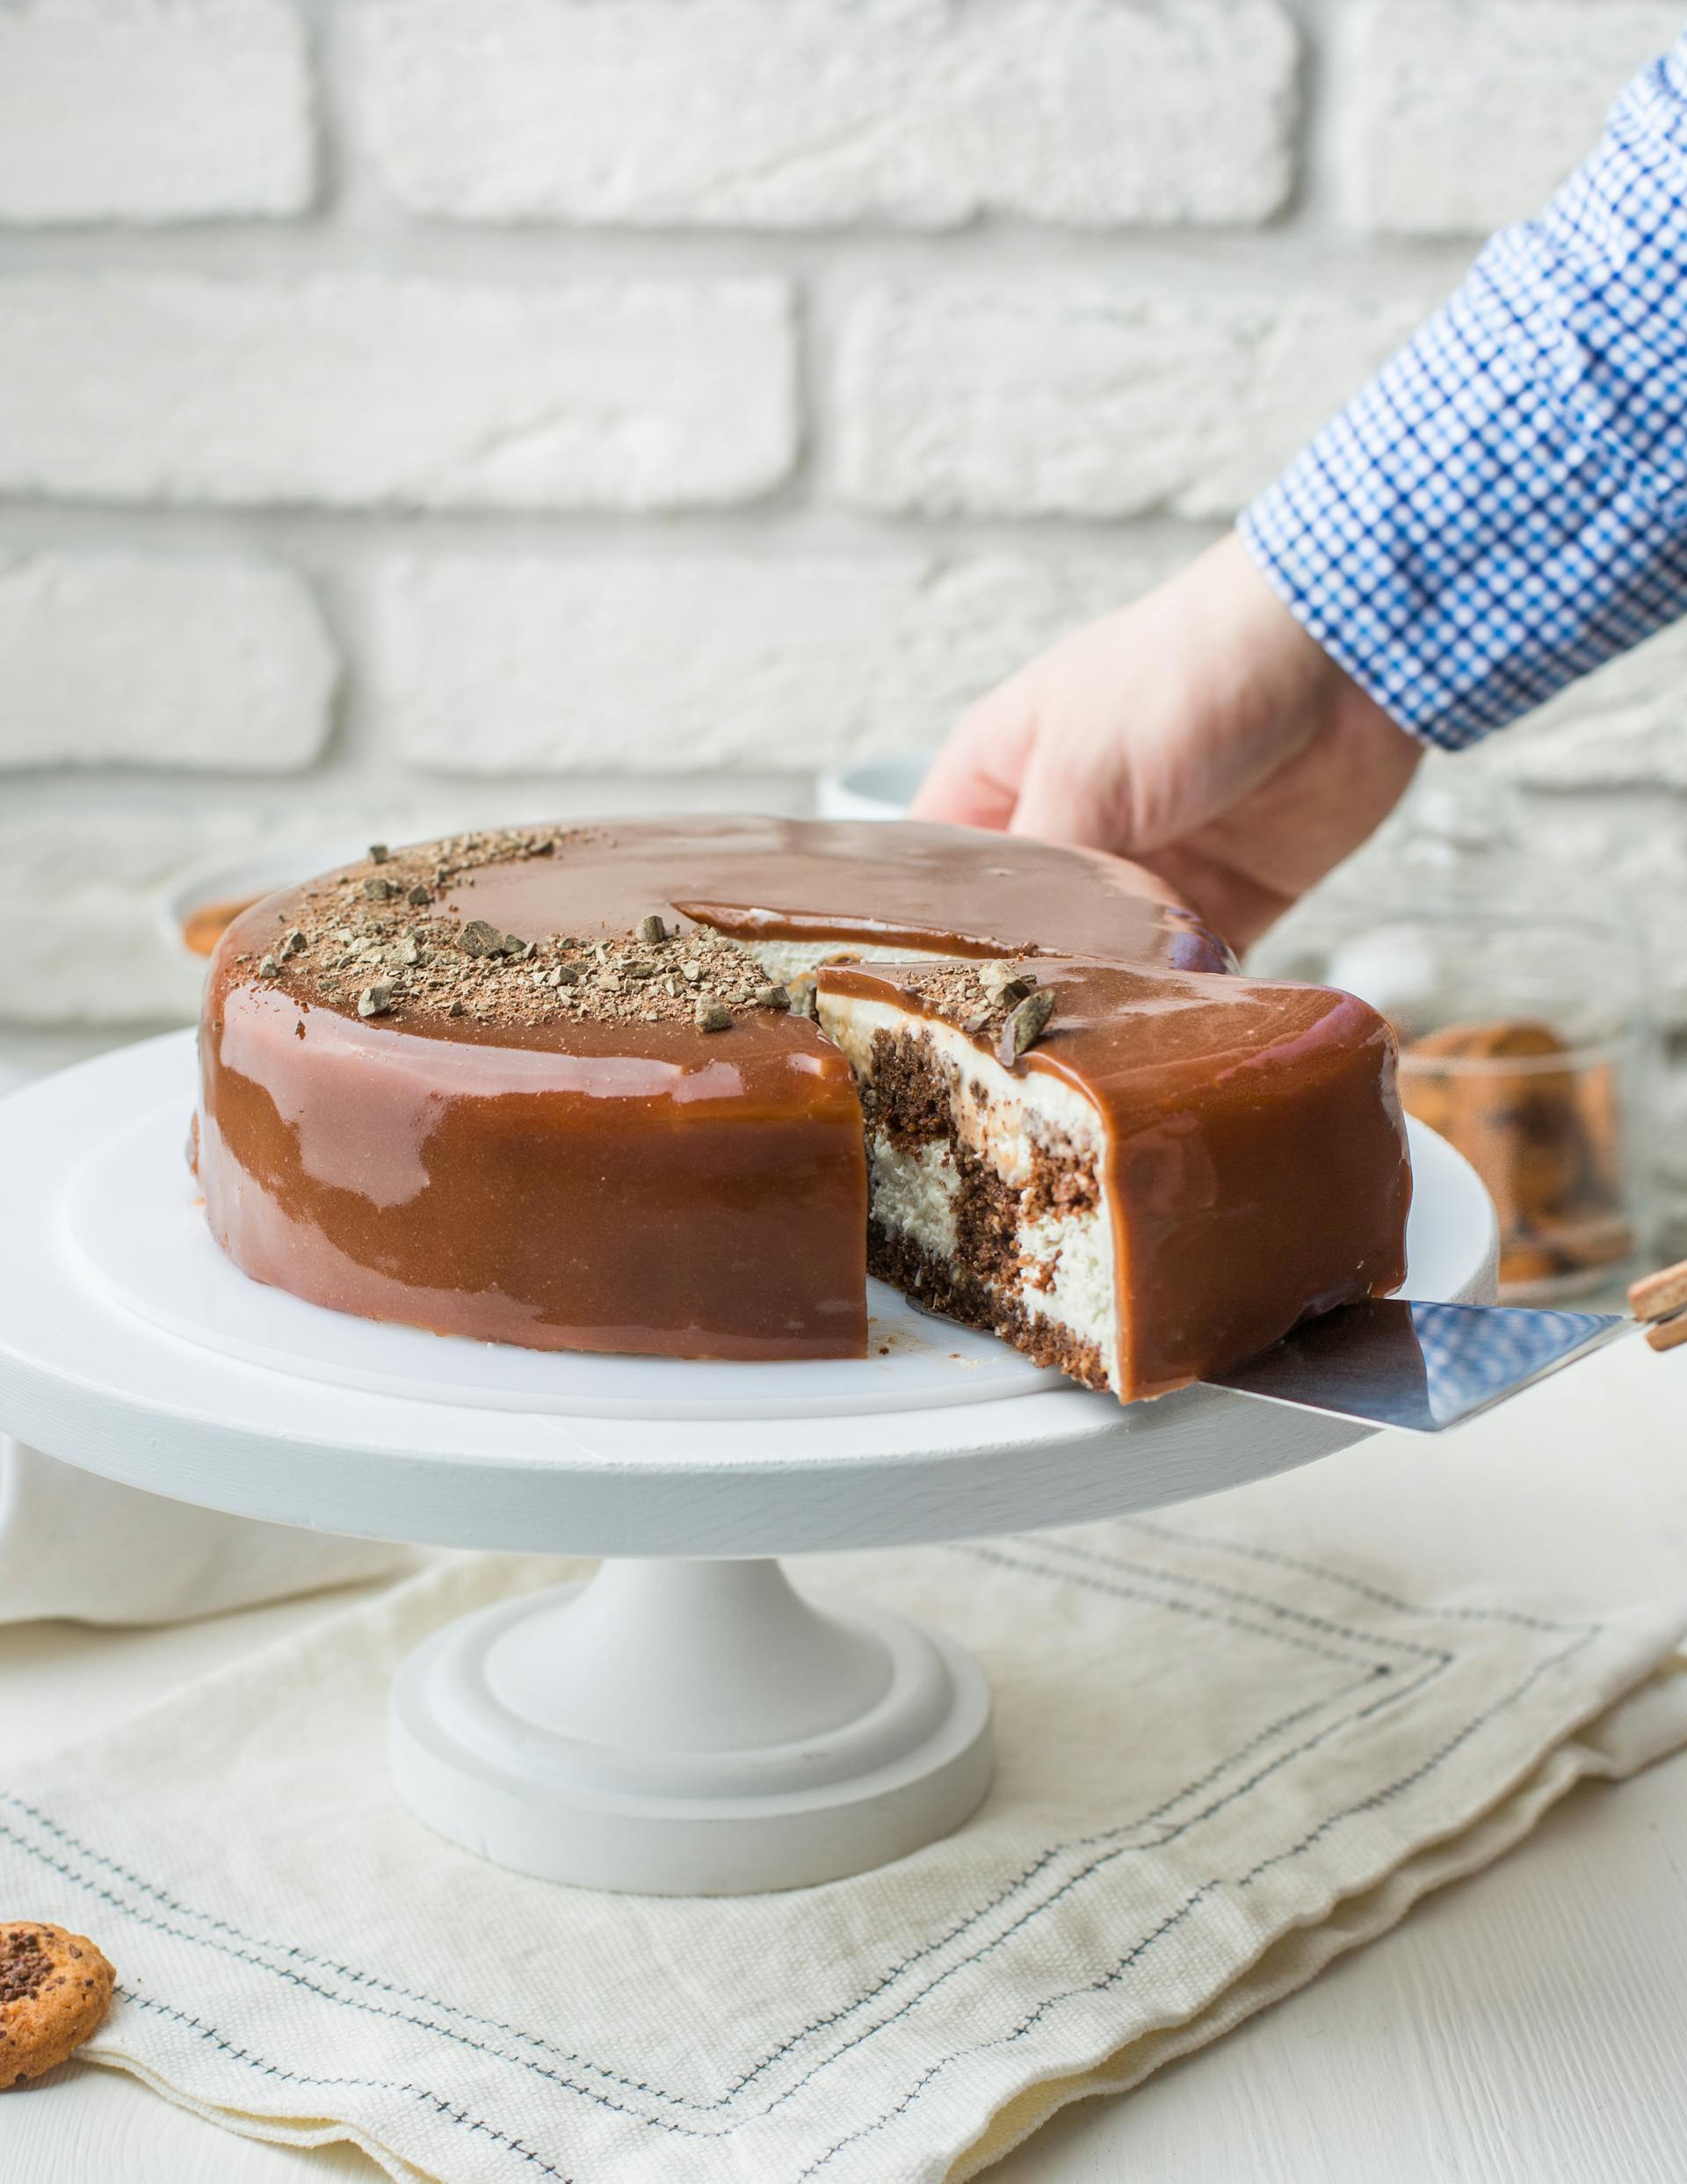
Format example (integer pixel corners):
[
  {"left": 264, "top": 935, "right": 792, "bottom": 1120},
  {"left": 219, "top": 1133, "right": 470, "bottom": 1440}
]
[{"left": 3, "top": 1034, "right": 1686, "bottom": 2181}]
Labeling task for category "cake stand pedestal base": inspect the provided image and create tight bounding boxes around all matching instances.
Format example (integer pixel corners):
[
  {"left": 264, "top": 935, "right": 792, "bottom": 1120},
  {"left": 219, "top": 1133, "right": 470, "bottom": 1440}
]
[{"left": 390, "top": 1556, "right": 995, "bottom": 1895}]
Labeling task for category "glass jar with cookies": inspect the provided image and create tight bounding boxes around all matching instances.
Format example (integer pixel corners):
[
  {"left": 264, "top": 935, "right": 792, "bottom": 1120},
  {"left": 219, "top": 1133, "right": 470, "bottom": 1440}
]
[{"left": 1253, "top": 775, "right": 1654, "bottom": 1303}]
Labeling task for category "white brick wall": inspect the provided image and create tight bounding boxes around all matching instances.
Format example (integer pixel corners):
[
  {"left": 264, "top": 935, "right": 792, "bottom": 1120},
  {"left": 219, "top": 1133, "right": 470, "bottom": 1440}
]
[
  {"left": 836, "top": 284, "right": 1427, "bottom": 519},
  {"left": 0, "top": 552, "right": 334, "bottom": 769},
  {"left": 0, "top": 0, "right": 314, "bottom": 223},
  {"left": 0, "top": 809, "right": 256, "bottom": 1026},
  {"left": 2, "top": 0, "right": 1684, "bottom": 1235},
  {"left": 370, "top": 552, "right": 1171, "bottom": 773},
  {"left": 1340, "top": 0, "right": 1682, "bottom": 236},
  {"left": 0, "top": 275, "right": 795, "bottom": 509},
  {"left": 355, "top": 0, "right": 1298, "bottom": 228}
]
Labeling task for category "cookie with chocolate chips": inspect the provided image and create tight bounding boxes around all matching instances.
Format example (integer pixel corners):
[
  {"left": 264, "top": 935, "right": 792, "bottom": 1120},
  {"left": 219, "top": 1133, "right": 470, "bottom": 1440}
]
[{"left": 0, "top": 1921, "right": 115, "bottom": 2089}]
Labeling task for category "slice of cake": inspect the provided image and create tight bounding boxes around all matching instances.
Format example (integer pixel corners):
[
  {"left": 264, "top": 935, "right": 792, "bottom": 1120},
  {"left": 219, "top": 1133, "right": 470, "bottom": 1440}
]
[{"left": 816, "top": 954, "right": 1410, "bottom": 1402}]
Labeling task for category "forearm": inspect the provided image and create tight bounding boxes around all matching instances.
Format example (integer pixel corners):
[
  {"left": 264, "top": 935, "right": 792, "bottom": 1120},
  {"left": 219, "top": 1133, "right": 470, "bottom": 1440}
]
[{"left": 1241, "top": 35, "right": 1687, "bottom": 751}]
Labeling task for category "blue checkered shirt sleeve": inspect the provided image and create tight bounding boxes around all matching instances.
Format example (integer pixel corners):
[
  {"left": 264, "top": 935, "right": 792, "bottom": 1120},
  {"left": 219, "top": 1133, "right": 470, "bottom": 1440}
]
[{"left": 1239, "top": 35, "right": 1687, "bottom": 751}]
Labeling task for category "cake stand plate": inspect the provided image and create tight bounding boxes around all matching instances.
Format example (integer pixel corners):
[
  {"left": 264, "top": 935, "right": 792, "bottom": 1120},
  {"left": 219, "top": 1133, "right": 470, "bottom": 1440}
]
[{"left": 0, "top": 1034, "right": 1496, "bottom": 1894}]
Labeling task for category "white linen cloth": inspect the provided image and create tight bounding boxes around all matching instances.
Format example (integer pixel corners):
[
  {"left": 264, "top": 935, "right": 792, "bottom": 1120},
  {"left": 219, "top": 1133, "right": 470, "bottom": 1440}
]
[
  {"left": 2, "top": 1389, "right": 1683, "bottom": 2184},
  {"left": 0, "top": 1437, "right": 409, "bottom": 1625}
]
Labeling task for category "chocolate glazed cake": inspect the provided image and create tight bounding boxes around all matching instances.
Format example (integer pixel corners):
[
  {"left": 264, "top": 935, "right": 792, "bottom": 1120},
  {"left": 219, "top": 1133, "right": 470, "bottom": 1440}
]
[{"left": 196, "top": 817, "right": 1412, "bottom": 1401}]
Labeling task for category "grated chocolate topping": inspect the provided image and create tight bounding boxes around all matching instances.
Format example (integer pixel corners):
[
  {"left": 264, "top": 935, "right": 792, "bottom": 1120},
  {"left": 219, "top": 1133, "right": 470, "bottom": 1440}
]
[
  {"left": 229, "top": 827, "right": 801, "bottom": 1033},
  {"left": 863, "top": 957, "right": 1056, "bottom": 1051}
]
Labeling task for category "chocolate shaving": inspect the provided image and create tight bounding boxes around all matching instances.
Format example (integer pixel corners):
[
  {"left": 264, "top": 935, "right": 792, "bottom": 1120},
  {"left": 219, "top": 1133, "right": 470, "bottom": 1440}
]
[{"left": 997, "top": 986, "right": 1056, "bottom": 1066}]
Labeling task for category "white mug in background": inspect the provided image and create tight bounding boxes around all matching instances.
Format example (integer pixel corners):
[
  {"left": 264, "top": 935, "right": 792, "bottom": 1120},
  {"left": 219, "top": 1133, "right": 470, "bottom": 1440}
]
[
  {"left": 155, "top": 839, "right": 365, "bottom": 973},
  {"left": 814, "top": 754, "right": 934, "bottom": 823}
]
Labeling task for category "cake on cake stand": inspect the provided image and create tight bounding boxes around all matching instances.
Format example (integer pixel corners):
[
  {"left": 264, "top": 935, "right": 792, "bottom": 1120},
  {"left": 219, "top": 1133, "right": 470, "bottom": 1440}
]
[{"left": 0, "top": 1034, "right": 1497, "bottom": 1896}]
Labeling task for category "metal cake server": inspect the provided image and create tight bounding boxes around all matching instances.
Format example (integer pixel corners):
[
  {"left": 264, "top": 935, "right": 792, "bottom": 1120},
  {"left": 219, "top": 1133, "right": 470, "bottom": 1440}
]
[{"left": 1205, "top": 1297, "right": 1633, "bottom": 1433}]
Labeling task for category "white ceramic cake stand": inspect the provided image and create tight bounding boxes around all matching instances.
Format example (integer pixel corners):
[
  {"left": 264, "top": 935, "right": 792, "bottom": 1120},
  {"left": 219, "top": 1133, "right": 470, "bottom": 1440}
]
[{"left": 0, "top": 1034, "right": 1496, "bottom": 1896}]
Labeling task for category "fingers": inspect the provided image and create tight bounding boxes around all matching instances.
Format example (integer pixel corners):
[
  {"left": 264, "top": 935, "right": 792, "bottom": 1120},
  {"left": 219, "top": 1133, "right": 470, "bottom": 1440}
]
[
  {"left": 914, "top": 600, "right": 1159, "bottom": 846},
  {"left": 1139, "top": 842, "right": 1294, "bottom": 954},
  {"left": 1007, "top": 731, "right": 1124, "bottom": 851},
  {"left": 908, "top": 682, "right": 1038, "bottom": 830}
]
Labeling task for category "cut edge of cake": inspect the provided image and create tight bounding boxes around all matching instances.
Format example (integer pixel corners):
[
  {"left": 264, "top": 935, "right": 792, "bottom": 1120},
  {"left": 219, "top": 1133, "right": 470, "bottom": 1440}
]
[{"left": 815, "top": 980, "right": 1123, "bottom": 1397}]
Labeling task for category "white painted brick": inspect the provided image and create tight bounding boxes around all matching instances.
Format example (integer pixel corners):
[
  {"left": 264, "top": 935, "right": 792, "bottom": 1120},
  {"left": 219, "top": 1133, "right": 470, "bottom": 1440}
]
[
  {"left": 1509, "top": 795, "right": 1687, "bottom": 1028},
  {"left": 1468, "top": 623, "right": 1687, "bottom": 792},
  {"left": 368, "top": 551, "right": 1180, "bottom": 773},
  {"left": 0, "top": 276, "right": 795, "bottom": 511},
  {"left": 0, "top": 553, "right": 335, "bottom": 772},
  {"left": 356, "top": 0, "right": 1295, "bottom": 229},
  {"left": 0, "top": 809, "right": 245, "bottom": 1024},
  {"left": 1342, "top": 0, "right": 1680, "bottom": 236},
  {"left": 837, "top": 283, "right": 1424, "bottom": 519},
  {"left": 0, "top": 0, "right": 314, "bottom": 223}
]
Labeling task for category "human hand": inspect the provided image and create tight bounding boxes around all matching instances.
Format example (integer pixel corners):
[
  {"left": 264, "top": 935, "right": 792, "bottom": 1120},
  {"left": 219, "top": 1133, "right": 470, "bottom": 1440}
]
[{"left": 911, "top": 533, "right": 1423, "bottom": 951}]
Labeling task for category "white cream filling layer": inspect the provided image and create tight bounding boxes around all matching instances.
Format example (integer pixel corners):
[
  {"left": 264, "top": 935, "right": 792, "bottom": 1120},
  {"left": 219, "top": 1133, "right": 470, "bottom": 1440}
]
[
  {"left": 817, "top": 990, "right": 1120, "bottom": 1390},
  {"left": 742, "top": 936, "right": 953, "bottom": 988},
  {"left": 867, "top": 1136, "right": 959, "bottom": 1259},
  {"left": 1018, "top": 1206, "right": 1116, "bottom": 1372}
]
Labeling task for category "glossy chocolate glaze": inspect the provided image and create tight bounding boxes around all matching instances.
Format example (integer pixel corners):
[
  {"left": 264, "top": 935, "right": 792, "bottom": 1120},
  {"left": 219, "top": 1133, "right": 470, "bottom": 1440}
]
[
  {"left": 818, "top": 956, "right": 1412, "bottom": 1398},
  {"left": 199, "top": 981, "right": 867, "bottom": 1359},
  {"left": 198, "top": 817, "right": 1408, "bottom": 1383},
  {"left": 426, "top": 816, "right": 1231, "bottom": 978}
]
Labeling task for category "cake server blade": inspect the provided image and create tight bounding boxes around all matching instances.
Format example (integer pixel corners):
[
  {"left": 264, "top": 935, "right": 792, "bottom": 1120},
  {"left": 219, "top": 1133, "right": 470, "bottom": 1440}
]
[{"left": 1205, "top": 1297, "right": 1629, "bottom": 1433}]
